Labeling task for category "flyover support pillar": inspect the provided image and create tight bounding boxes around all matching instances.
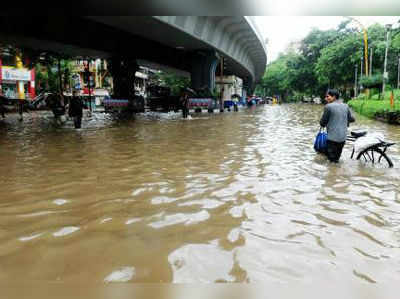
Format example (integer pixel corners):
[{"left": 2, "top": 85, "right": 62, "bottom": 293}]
[
  {"left": 189, "top": 50, "right": 219, "bottom": 94},
  {"left": 243, "top": 77, "right": 254, "bottom": 98},
  {"left": 108, "top": 56, "right": 144, "bottom": 112}
]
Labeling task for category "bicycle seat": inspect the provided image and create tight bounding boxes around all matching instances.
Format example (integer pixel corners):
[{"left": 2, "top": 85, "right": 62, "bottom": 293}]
[{"left": 351, "top": 130, "right": 367, "bottom": 138}]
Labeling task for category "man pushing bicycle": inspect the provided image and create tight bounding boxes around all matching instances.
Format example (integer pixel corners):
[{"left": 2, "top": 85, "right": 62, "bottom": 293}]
[{"left": 320, "top": 89, "right": 355, "bottom": 163}]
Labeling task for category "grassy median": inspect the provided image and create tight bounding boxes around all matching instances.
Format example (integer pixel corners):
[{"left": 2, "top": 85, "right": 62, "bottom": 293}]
[{"left": 348, "top": 89, "right": 400, "bottom": 119}]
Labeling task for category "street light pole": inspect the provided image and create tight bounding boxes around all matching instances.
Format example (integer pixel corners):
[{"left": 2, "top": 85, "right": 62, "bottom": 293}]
[
  {"left": 382, "top": 24, "right": 391, "bottom": 96},
  {"left": 369, "top": 46, "right": 373, "bottom": 76},
  {"left": 354, "top": 64, "right": 358, "bottom": 98},
  {"left": 363, "top": 28, "right": 369, "bottom": 76},
  {"left": 360, "top": 56, "right": 363, "bottom": 93},
  {"left": 347, "top": 17, "right": 369, "bottom": 76}
]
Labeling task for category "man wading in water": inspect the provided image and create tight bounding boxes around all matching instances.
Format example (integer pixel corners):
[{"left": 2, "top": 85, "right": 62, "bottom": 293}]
[
  {"left": 180, "top": 90, "right": 189, "bottom": 119},
  {"left": 320, "top": 89, "right": 355, "bottom": 163},
  {"left": 68, "top": 90, "right": 86, "bottom": 129}
]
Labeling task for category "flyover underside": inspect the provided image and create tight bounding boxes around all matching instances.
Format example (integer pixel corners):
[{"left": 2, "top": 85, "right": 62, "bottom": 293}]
[
  {"left": 86, "top": 16, "right": 255, "bottom": 83},
  {"left": 0, "top": 16, "right": 191, "bottom": 73},
  {"left": 0, "top": 16, "right": 257, "bottom": 93}
]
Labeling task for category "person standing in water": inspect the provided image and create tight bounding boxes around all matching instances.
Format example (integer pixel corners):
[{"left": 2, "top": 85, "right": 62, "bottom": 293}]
[
  {"left": 319, "top": 89, "right": 355, "bottom": 163},
  {"left": 68, "top": 90, "right": 86, "bottom": 129},
  {"left": 180, "top": 90, "right": 189, "bottom": 119}
]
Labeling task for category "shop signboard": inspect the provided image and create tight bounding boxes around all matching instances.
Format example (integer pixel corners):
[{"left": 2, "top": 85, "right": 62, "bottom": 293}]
[{"left": 1, "top": 67, "right": 31, "bottom": 81}]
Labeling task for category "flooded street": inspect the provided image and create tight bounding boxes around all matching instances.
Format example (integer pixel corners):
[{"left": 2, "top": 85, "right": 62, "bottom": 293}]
[{"left": 0, "top": 104, "right": 399, "bottom": 284}]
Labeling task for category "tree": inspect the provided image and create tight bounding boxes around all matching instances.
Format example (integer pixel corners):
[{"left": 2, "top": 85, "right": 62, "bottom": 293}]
[
  {"left": 256, "top": 20, "right": 400, "bottom": 101},
  {"left": 298, "top": 28, "right": 342, "bottom": 96},
  {"left": 151, "top": 71, "right": 190, "bottom": 96},
  {"left": 285, "top": 51, "right": 315, "bottom": 96},
  {"left": 300, "top": 28, "right": 341, "bottom": 65},
  {"left": 359, "top": 74, "right": 383, "bottom": 89},
  {"left": 259, "top": 56, "right": 291, "bottom": 100},
  {"left": 315, "top": 33, "right": 362, "bottom": 90},
  {"left": 33, "top": 53, "right": 75, "bottom": 94}
]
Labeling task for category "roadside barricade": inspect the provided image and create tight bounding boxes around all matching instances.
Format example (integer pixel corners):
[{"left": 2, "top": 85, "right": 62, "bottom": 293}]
[
  {"left": 104, "top": 99, "right": 129, "bottom": 112},
  {"left": 188, "top": 98, "right": 213, "bottom": 110}
]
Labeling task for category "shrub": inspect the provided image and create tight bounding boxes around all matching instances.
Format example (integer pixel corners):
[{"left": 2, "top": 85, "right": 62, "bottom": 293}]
[{"left": 359, "top": 74, "right": 383, "bottom": 89}]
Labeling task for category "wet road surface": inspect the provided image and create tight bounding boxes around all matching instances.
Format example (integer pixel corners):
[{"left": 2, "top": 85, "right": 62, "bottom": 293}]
[{"left": 0, "top": 105, "right": 399, "bottom": 284}]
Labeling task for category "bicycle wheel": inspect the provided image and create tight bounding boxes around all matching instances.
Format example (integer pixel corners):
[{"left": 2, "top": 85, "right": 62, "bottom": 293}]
[{"left": 356, "top": 147, "right": 394, "bottom": 168}]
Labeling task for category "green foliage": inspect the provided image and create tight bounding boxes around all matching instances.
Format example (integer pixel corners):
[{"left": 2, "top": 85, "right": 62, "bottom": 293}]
[
  {"left": 254, "top": 85, "right": 266, "bottom": 96},
  {"left": 315, "top": 33, "right": 361, "bottom": 86},
  {"left": 300, "top": 28, "right": 341, "bottom": 64},
  {"left": 35, "top": 59, "right": 75, "bottom": 94},
  {"left": 356, "top": 93, "right": 368, "bottom": 100},
  {"left": 152, "top": 71, "right": 190, "bottom": 96},
  {"left": 256, "top": 20, "right": 400, "bottom": 104},
  {"left": 349, "top": 91, "right": 400, "bottom": 118},
  {"left": 260, "top": 57, "right": 289, "bottom": 96},
  {"left": 359, "top": 74, "right": 383, "bottom": 88},
  {"left": 368, "top": 88, "right": 380, "bottom": 99},
  {"left": 291, "top": 91, "right": 307, "bottom": 102},
  {"left": 392, "top": 31, "right": 400, "bottom": 51}
]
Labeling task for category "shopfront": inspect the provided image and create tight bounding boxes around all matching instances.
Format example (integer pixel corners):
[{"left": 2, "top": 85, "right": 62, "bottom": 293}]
[{"left": 0, "top": 62, "right": 35, "bottom": 100}]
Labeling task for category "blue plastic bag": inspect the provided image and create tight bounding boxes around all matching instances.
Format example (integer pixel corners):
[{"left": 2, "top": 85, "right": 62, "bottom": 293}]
[{"left": 314, "top": 129, "right": 327, "bottom": 152}]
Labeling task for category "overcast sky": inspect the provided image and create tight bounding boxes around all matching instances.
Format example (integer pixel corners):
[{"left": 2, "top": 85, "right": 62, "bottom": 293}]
[{"left": 254, "top": 16, "right": 400, "bottom": 62}]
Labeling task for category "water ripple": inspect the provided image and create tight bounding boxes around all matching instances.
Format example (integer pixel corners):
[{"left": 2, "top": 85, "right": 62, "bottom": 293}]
[{"left": 1, "top": 105, "right": 399, "bottom": 283}]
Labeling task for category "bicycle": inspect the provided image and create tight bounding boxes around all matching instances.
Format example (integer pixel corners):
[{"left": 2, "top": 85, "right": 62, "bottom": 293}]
[{"left": 346, "top": 130, "right": 395, "bottom": 168}]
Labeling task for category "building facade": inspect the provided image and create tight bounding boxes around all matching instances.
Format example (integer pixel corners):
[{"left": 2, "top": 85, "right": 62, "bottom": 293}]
[
  {"left": 215, "top": 75, "right": 243, "bottom": 101},
  {"left": 0, "top": 55, "right": 35, "bottom": 100}
]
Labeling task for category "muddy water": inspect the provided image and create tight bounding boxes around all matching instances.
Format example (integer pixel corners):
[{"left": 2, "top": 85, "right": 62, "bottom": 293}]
[{"left": 0, "top": 105, "right": 399, "bottom": 284}]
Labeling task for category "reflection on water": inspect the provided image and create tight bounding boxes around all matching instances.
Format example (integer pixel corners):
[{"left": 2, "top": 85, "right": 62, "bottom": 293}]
[{"left": 0, "top": 106, "right": 399, "bottom": 284}]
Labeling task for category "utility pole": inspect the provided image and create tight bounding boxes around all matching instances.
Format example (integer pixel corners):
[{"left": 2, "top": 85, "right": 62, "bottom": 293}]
[
  {"left": 347, "top": 17, "right": 369, "bottom": 76},
  {"left": 369, "top": 46, "right": 373, "bottom": 76},
  {"left": 354, "top": 64, "right": 358, "bottom": 98},
  {"left": 360, "top": 56, "right": 363, "bottom": 80},
  {"left": 360, "top": 56, "right": 363, "bottom": 92},
  {"left": 382, "top": 24, "right": 392, "bottom": 96}
]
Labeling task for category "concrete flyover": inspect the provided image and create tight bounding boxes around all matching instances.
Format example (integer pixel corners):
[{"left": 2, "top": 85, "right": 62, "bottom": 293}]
[
  {"left": 86, "top": 16, "right": 267, "bottom": 92},
  {"left": 0, "top": 16, "right": 267, "bottom": 93}
]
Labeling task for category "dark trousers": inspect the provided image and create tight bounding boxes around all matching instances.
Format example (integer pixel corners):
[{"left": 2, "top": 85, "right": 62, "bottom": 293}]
[
  {"left": 182, "top": 107, "right": 189, "bottom": 118},
  {"left": 326, "top": 140, "right": 345, "bottom": 163},
  {"left": 73, "top": 116, "right": 82, "bottom": 129},
  {"left": 18, "top": 102, "right": 24, "bottom": 118},
  {"left": 233, "top": 104, "right": 238, "bottom": 111}
]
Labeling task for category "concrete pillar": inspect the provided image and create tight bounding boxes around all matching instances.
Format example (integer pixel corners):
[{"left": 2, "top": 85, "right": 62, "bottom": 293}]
[
  {"left": 108, "top": 56, "right": 144, "bottom": 112},
  {"left": 108, "top": 56, "right": 139, "bottom": 99},
  {"left": 243, "top": 77, "right": 254, "bottom": 96},
  {"left": 15, "top": 54, "right": 25, "bottom": 100},
  {"left": 190, "top": 50, "right": 219, "bottom": 92}
]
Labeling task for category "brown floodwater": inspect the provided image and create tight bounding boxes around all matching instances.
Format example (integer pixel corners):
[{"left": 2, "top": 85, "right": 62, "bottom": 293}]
[{"left": 0, "top": 104, "right": 399, "bottom": 285}]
